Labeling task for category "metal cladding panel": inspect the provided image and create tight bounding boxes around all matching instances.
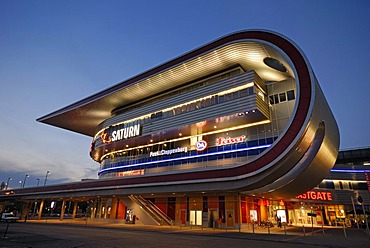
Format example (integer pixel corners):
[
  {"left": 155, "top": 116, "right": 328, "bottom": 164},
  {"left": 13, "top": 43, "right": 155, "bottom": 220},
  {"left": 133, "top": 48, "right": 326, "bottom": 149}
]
[{"left": 12, "top": 30, "right": 340, "bottom": 200}]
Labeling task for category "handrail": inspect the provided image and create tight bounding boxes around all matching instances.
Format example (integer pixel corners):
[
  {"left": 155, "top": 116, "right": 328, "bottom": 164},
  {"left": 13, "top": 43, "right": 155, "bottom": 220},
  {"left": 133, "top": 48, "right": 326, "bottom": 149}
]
[
  {"left": 128, "top": 195, "right": 162, "bottom": 225},
  {"left": 129, "top": 195, "right": 172, "bottom": 226},
  {"left": 136, "top": 195, "right": 173, "bottom": 226}
]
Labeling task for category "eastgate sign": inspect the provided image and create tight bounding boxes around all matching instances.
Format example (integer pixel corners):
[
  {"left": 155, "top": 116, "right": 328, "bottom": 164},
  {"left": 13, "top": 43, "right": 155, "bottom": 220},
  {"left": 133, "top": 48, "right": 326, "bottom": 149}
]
[
  {"left": 296, "top": 191, "right": 333, "bottom": 201},
  {"left": 150, "top": 147, "right": 188, "bottom": 157}
]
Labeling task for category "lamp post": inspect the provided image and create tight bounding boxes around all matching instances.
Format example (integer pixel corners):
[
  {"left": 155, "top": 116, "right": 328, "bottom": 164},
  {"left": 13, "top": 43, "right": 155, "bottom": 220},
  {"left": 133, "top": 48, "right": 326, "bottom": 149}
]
[
  {"left": 6, "top": 177, "right": 12, "bottom": 190},
  {"left": 22, "top": 175, "right": 29, "bottom": 188},
  {"left": 44, "top": 171, "right": 50, "bottom": 185},
  {"left": 18, "top": 180, "right": 22, "bottom": 188},
  {"left": 36, "top": 179, "right": 40, "bottom": 186}
]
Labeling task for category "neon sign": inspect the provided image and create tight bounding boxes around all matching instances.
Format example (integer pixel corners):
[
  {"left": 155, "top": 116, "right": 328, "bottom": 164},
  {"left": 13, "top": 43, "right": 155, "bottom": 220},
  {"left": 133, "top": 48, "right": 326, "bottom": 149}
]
[
  {"left": 150, "top": 147, "right": 188, "bottom": 157},
  {"left": 101, "top": 132, "right": 112, "bottom": 143},
  {"left": 195, "top": 140, "right": 207, "bottom": 151},
  {"left": 296, "top": 191, "right": 333, "bottom": 201},
  {"left": 100, "top": 124, "right": 141, "bottom": 143},
  {"left": 216, "top": 135, "right": 246, "bottom": 146},
  {"left": 117, "top": 169, "right": 144, "bottom": 177}
]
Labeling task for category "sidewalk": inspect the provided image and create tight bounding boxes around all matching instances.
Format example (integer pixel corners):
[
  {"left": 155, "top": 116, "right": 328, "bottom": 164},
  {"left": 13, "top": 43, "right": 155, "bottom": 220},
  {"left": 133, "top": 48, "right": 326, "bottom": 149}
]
[{"left": 2, "top": 219, "right": 369, "bottom": 248}]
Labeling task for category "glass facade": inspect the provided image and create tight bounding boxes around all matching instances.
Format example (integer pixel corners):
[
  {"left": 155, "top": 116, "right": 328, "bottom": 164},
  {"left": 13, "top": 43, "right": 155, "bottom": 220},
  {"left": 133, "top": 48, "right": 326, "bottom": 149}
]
[{"left": 91, "top": 69, "right": 297, "bottom": 179}]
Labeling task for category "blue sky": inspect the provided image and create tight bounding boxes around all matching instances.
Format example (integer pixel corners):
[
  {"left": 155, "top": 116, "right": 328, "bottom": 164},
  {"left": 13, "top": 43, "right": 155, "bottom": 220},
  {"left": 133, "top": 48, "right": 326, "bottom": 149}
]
[{"left": 1, "top": 0, "right": 369, "bottom": 188}]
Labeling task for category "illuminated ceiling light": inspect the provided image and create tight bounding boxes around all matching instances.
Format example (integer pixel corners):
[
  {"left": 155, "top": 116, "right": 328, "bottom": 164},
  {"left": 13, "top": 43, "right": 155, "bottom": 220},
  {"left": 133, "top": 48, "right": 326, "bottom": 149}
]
[
  {"left": 179, "top": 133, "right": 182, "bottom": 136},
  {"left": 214, "top": 126, "right": 217, "bottom": 129},
  {"left": 150, "top": 139, "right": 153, "bottom": 142},
  {"left": 126, "top": 145, "right": 129, "bottom": 148},
  {"left": 246, "top": 51, "right": 263, "bottom": 62}
]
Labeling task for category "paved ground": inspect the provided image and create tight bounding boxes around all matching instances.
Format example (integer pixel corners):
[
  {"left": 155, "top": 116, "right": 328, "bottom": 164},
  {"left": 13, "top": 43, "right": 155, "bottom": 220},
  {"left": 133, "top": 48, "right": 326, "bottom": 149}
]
[{"left": 0, "top": 220, "right": 369, "bottom": 247}]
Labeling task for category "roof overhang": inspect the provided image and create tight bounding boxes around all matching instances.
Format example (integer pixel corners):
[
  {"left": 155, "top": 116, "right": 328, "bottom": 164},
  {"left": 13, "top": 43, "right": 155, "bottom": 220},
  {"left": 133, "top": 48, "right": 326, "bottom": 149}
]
[{"left": 37, "top": 30, "right": 295, "bottom": 137}]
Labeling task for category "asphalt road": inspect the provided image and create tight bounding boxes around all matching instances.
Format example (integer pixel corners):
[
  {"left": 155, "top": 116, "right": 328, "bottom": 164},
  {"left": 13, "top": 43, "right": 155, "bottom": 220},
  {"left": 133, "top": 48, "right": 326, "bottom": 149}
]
[{"left": 0, "top": 222, "right": 369, "bottom": 248}]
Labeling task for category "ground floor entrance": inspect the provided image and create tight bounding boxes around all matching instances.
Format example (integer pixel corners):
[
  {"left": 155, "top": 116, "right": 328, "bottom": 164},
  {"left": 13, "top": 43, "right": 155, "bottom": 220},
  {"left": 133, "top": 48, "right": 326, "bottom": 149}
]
[{"left": 1, "top": 193, "right": 368, "bottom": 229}]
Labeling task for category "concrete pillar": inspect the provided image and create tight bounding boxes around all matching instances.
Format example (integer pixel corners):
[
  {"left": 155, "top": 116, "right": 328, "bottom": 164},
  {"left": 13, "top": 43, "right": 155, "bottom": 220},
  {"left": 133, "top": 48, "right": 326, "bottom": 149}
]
[
  {"left": 38, "top": 200, "right": 45, "bottom": 220},
  {"left": 21, "top": 201, "right": 31, "bottom": 221},
  {"left": 72, "top": 201, "right": 78, "bottom": 219},
  {"left": 110, "top": 198, "right": 118, "bottom": 219},
  {"left": 60, "top": 199, "right": 66, "bottom": 221}
]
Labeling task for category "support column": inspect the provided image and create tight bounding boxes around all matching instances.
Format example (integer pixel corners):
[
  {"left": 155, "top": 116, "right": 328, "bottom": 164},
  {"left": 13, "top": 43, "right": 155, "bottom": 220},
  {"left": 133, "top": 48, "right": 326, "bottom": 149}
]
[
  {"left": 21, "top": 201, "right": 31, "bottom": 221},
  {"left": 72, "top": 201, "right": 78, "bottom": 219},
  {"left": 38, "top": 200, "right": 45, "bottom": 220},
  {"left": 60, "top": 199, "right": 66, "bottom": 221},
  {"left": 110, "top": 198, "right": 118, "bottom": 219}
]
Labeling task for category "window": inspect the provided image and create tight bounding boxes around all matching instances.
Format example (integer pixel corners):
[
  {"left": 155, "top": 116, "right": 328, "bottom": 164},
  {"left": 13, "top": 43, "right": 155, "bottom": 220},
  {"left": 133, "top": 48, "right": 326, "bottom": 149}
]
[
  {"left": 269, "top": 96, "right": 274, "bottom": 105},
  {"left": 279, "top": 92, "right": 286, "bottom": 102},
  {"left": 325, "top": 181, "right": 334, "bottom": 189},
  {"left": 287, "top": 90, "right": 295, "bottom": 101},
  {"left": 274, "top": 94, "right": 279, "bottom": 104},
  {"left": 240, "top": 89, "right": 248, "bottom": 97}
]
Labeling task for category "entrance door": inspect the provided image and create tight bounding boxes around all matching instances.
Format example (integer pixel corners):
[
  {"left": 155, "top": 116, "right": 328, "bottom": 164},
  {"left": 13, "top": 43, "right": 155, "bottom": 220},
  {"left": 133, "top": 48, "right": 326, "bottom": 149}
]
[
  {"left": 209, "top": 209, "right": 218, "bottom": 227},
  {"left": 180, "top": 210, "right": 186, "bottom": 225},
  {"left": 226, "top": 210, "right": 234, "bottom": 227},
  {"left": 190, "top": 210, "right": 202, "bottom": 225}
]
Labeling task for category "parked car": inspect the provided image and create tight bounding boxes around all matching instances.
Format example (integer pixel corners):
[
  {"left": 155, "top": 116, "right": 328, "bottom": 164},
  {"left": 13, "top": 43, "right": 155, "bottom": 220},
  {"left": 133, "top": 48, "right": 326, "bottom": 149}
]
[{"left": 1, "top": 213, "right": 18, "bottom": 222}]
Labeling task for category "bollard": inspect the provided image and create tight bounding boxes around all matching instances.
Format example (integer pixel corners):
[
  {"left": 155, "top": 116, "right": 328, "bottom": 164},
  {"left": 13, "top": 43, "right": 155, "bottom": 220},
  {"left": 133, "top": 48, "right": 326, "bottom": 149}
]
[
  {"left": 268, "top": 224, "right": 270, "bottom": 234},
  {"left": 303, "top": 224, "right": 305, "bottom": 236},
  {"left": 343, "top": 223, "right": 347, "bottom": 239},
  {"left": 239, "top": 223, "right": 241, "bottom": 233},
  {"left": 3, "top": 222, "right": 10, "bottom": 238},
  {"left": 252, "top": 223, "right": 255, "bottom": 234},
  {"left": 213, "top": 221, "right": 215, "bottom": 231},
  {"left": 322, "top": 223, "right": 325, "bottom": 237},
  {"left": 284, "top": 224, "right": 286, "bottom": 235}
]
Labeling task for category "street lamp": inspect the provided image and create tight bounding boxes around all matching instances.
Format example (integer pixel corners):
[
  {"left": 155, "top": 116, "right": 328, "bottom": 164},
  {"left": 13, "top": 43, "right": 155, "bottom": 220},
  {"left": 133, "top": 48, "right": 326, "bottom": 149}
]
[
  {"left": 36, "top": 178, "right": 40, "bottom": 186},
  {"left": 6, "top": 177, "right": 12, "bottom": 190},
  {"left": 18, "top": 180, "right": 22, "bottom": 188},
  {"left": 22, "top": 175, "right": 29, "bottom": 188},
  {"left": 44, "top": 171, "right": 50, "bottom": 185}
]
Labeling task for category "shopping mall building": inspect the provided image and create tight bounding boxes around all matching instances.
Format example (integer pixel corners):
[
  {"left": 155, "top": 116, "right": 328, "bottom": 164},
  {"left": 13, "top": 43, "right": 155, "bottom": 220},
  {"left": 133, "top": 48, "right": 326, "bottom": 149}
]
[{"left": 1, "top": 30, "right": 367, "bottom": 227}]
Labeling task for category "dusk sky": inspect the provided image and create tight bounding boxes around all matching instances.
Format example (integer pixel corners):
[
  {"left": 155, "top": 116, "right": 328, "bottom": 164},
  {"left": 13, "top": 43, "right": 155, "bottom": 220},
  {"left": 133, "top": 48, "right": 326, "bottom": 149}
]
[{"left": 1, "top": 0, "right": 369, "bottom": 188}]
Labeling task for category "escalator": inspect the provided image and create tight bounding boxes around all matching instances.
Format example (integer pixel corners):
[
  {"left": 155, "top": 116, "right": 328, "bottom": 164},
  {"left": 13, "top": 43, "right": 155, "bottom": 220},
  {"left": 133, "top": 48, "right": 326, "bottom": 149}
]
[{"left": 128, "top": 195, "right": 173, "bottom": 226}]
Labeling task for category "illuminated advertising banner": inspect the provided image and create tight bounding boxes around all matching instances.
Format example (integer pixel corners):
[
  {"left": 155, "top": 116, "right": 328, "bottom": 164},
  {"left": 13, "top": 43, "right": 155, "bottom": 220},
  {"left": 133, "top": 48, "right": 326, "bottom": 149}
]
[
  {"left": 195, "top": 140, "right": 207, "bottom": 151},
  {"left": 101, "top": 123, "right": 141, "bottom": 143},
  {"left": 295, "top": 191, "right": 333, "bottom": 201},
  {"left": 117, "top": 169, "right": 144, "bottom": 177},
  {"left": 216, "top": 135, "right": 246, "bottom": 146},
  {"left": 150, "top": 147, "right": 188, "bottom": 157}
]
